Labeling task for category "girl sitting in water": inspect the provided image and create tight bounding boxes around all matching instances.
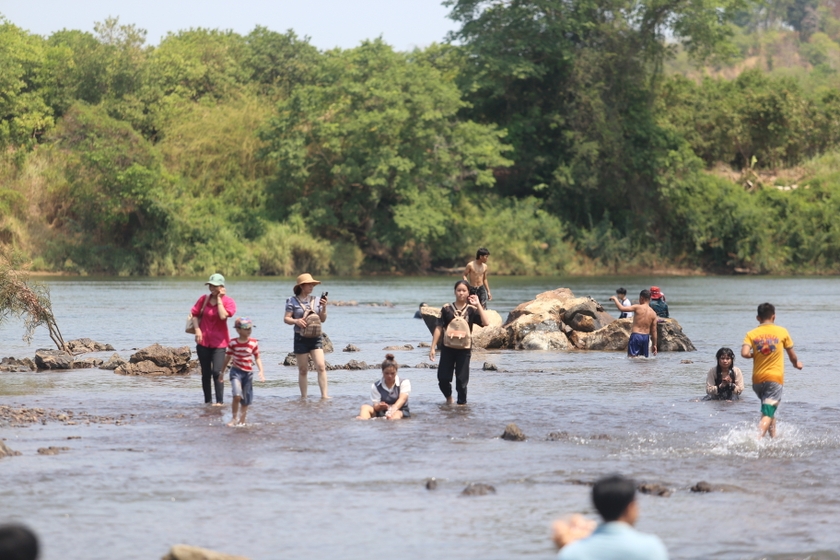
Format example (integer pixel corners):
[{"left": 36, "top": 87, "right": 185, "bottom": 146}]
[
  {"left": 706, "top": 347, "right": 744, "bottom": 400},
  {"left": 357, "top": 354, "right": 410, "bottom": 420}
]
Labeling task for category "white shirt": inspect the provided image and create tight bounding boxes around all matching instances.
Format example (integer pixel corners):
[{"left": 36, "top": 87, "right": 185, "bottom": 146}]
[{"left": 370, "top": 376, "right": 411, "bottom": 403}]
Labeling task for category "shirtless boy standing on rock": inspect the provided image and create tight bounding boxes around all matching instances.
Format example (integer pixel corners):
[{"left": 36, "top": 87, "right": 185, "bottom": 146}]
[{"left": 610, "top": 289, "right": 658, "bottom": 357}]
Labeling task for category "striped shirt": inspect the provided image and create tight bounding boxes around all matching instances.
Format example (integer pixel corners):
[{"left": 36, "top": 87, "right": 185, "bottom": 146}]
[{"left": 226, "top": 337, "right": 259, "bottom": 371}]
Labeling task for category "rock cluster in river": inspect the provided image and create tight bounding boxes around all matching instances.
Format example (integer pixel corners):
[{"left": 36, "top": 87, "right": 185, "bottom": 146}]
[
  {"left": 114, "top": 344, "right": 194, "bottom": 376},
  {"left": 0, "top": 405, "right": 129, "bottom": 427},
  {"left": 420, "top": 288, "right": 695, "bottom": 351}
]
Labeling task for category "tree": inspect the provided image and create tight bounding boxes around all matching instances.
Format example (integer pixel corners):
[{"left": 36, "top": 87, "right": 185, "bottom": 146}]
[
  {"left": 446, "top": 0, "right": 746, "bottom": 236},
  {"left": 261, "top": 39, "right": 512, "bottom": 270}
]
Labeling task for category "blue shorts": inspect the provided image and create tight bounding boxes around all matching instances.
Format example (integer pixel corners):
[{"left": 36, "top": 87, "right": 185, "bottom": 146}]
[
  {"left": 229, "top": 367, "right": 254, "bottom": 407},
  {"left": 627, "top": 333, "right": 650, "bottom": 357}
]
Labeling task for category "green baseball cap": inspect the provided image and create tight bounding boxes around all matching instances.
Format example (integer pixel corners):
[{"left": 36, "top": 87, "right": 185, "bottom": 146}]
[{"left": 206, "top": 273, "right": 225, "bottom": 286}]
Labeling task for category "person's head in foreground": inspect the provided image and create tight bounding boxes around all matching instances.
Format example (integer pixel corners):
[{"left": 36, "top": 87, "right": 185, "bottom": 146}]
[
  {"left": 592, "top": 474, "right": 638, "bottom": 523},
  {"left": 0, "top": 524, "right": 39, "bottom": 560}
]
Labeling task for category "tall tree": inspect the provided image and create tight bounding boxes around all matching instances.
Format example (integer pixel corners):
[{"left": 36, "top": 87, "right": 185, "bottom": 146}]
[{"left": 446, "top": 0, "right": 744, "bottom": 234}]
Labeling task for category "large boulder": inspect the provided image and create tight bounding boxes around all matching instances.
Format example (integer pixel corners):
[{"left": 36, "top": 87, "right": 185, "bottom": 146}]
[
  {"left": 115, "top": 344, "right": 192, "bottom": 375},
  {"left": 419, "top": 305, "right": 440, "bottom": 335},
  {"left": 657, "top": 319, "right": 696, "bottom": 351},
  {"left": 472, "top": 325, "right": 508, "bottom": 349},
  {"left": 519, "top": 331, "right": 573, "bottom": 350},
  {"left": 562, "top": 297, "right": 615, "bottom": 332},
  {"left": 569, "top": 319, "right": 632, "bottom": 350},
  {"left": 503, "top": 289, "right": 574, "bottom": 347},
  {"left": 569, "top": 318, "right": 695, "bottom": 352},
  {"left": 35, "top": 349, "right": 74, "bottom": 370}
]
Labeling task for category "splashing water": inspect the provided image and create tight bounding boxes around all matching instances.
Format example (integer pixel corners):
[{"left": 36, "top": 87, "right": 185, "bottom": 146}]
[{"left": 710, "top": 421, "right": 840, "bottom": 459}]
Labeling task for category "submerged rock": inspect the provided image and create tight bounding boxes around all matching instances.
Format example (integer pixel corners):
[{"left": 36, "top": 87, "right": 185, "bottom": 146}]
[
  {"left": 482, "top": 362, "right": 497, "bottom": 371},
  {"left": 425, "top": 478, "right": 438, "bottom": 490},
  {"left": 501, "top": 423, "right": 526, "bottom": 441},
  {"left": 343, "top": 344, "right": 360, "bottom": 352},
  {"left": 162, "top": 544, "right": 250, "bottom": 560},
  {"left": 461, "top": 483, "right": 496, "bottom": 496},
  {"left": 37, "top": 446, "right": 70, "bottom": 455},
  {"left": 0, "top": 357, "right": 36, "bottom": 372}
]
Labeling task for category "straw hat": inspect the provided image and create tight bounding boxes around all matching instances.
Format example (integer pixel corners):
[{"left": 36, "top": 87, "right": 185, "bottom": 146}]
[{"left": 294, "top": 273, "right": 321, "bottom": 289}]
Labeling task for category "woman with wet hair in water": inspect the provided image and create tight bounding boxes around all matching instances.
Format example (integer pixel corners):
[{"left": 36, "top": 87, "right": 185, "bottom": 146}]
[{"left": 706, "top": 347, "right": 744, "bottom": 400}]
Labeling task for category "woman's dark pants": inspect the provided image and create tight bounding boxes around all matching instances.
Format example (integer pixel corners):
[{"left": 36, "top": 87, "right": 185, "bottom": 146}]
[
  {"left": 196, "top": 345, "right": 226, "bottom": 404},
  {"left": 437, "top": 346, "right": 471, "bottom": 404}
]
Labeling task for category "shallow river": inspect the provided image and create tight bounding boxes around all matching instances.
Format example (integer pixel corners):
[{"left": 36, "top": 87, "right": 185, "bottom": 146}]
[{"left": 1, "top": 276, "right": 839, "bottom": 560}]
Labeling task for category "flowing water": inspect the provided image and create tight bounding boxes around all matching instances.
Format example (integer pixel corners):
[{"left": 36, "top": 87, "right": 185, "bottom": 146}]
[{"left": 1, "top": 276, "right": 839, "bottom": 560}]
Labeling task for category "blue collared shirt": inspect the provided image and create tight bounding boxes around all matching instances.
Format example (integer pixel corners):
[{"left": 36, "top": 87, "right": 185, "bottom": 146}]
[{"left": 558, "top": 521, "right": 668, "bottom": 560}]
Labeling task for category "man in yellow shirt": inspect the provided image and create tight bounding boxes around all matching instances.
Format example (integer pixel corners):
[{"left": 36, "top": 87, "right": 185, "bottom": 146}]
[{"left": 741, "top": 303, "right": 803, "bottom": 439}]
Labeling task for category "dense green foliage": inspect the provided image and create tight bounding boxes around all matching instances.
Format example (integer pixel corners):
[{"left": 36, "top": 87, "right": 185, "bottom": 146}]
[{"left": 3, "top": 2, "right": 840, "bottom": 276}]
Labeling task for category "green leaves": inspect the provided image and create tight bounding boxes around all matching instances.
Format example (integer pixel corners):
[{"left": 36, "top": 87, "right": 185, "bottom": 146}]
[{"left": 261, "top": 39, "right": 511, "bottom": 269}]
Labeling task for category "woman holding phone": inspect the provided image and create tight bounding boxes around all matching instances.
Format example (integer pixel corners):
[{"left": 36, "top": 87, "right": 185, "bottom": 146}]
[{"left": 284, "top": 273, "right": 330, "bottom": 399}]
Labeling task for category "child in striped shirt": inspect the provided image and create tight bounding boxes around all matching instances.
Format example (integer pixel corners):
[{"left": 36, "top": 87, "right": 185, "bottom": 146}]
[{"left": 221, "top": 317, "right": 265, "bottom": 426}]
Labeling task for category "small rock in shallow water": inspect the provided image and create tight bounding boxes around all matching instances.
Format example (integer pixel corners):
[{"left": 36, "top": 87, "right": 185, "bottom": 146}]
[
  {"left": 162, "top": 544, "right": 250, "bottom": 560},
  {"left": 418, "top": 342, "right": 430, "bottom": 348},
  {"left": 691, "top": 481, "right": 713, "bottom": 493},
  {"left": 461, "top": 483, "right": 496, "bottom": 496},
  {"left": 343, "top": 344, "right": 360, "bottom": 352},
  {"left": 482, "top": 362, "right": 498, "bottom": 371},
  {"left": 0, "top": 440, "right": 21, "bottom": 458},
  {"left": 383, "top": 344, "right": 413, "bottom": 351},
  {"left": 501, "top": 423, "right": 526, "bottom": 441},
  {"left": 425, "top": 478, "right": 438, "bottom": 490},
  {"left": 546, "top": 431, "right": 569, "bottom": 441},
  {"left": 37, "top": 446, "right": 70, "bottom": 455},
  {"left": 638, "top": 483, "right": 672, "bottom": 497}
]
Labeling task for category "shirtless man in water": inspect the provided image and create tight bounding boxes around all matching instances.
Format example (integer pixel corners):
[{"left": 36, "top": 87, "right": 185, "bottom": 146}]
[
  {"left": 463, "top": 248, "right": 492, "bottom": 308},
  {"left": 610, "top": 289, "right": 658, "bottom": 357}
]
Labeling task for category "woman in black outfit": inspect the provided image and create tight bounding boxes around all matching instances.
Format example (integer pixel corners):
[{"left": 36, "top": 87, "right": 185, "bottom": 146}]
[{"left": 429, "top": 280, "right": 488, "bottom": 405}]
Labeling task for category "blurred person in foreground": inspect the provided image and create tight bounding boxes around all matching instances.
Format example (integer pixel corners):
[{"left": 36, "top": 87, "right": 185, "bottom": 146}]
[
  {"left": 551, "top": 474, "right": 668, "bottom": 560},
  {"left": 0, "top": 524, "right": 39, "bottom": 560}
]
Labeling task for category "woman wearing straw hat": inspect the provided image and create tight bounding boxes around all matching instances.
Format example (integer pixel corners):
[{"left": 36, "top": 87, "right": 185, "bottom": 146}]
[
  {"left": 283, "top": 273, "right": 330, "bottom": 399},
  {"left": 190, "top": 273, "right": 237, "bottom": 405}
]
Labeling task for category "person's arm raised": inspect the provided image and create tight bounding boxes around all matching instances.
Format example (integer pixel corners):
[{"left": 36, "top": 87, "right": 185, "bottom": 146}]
[{"left": 609, "top": 295, "right": 633, "bottom": 313}]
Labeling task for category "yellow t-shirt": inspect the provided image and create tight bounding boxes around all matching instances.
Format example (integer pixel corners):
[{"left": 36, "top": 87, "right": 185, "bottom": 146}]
[{"left": 743, "top": 324, "right": 793, "bottom": 385}]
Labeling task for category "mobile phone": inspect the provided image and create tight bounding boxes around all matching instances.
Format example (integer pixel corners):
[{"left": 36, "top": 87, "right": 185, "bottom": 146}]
[{"left": 321, "top": 292, "right": 328, "bottom": 298}]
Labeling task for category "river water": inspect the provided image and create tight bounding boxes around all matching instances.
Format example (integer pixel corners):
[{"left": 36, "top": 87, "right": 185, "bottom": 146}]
[{"left": 1, "top": 276, "right": 839, "bottom": 560}]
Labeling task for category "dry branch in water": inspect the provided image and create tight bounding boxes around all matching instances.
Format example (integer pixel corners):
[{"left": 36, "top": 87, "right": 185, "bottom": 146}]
[{"left": 0, "top": 253, "right": 66, "bottom": 351}]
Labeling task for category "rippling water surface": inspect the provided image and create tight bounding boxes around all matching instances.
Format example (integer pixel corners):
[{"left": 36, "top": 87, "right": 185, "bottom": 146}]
[{"left": 1, "top": 276, "right": 839, "bottom": 560}]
